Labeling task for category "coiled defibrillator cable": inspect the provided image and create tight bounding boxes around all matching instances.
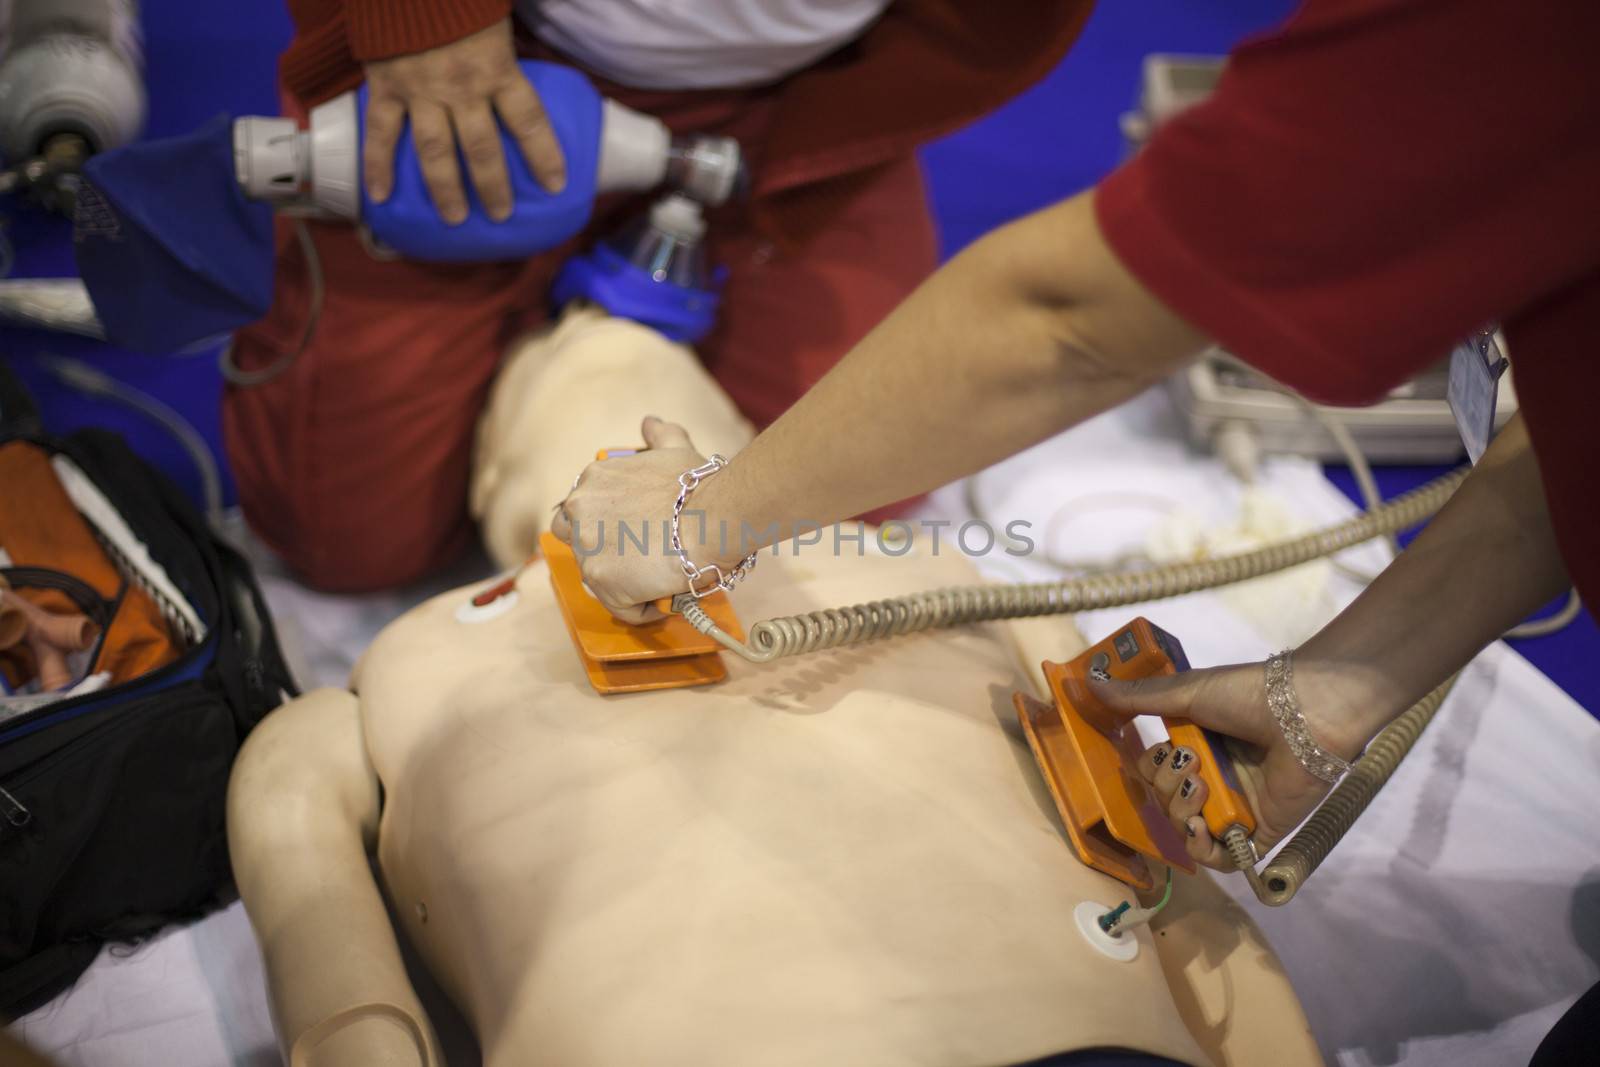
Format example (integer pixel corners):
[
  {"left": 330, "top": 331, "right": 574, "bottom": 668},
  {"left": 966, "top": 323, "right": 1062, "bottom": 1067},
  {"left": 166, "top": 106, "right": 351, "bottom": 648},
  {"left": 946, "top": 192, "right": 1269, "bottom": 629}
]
[
  {"left": 1225, "top": 672, "right": 1458, "bottom": 907},
  {"left": 675, "top": 467, "right": 1465, "bottom": 664},
  {"left": 673, "top": 468, "right": 1474, "bottom": 908},
  {"left": 671, "top": 467, "right": 1509, "bottom": 907}
]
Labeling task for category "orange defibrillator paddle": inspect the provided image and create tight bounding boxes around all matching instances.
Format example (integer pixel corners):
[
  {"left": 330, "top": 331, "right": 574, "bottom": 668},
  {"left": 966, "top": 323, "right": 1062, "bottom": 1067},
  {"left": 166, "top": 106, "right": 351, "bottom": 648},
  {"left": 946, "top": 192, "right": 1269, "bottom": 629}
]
[
  {"left": 1014, "top": 617, "right": 1255, "bottom": 890},
  {"left": 542, "top": 448, "right": 744, "bottom": 694}
]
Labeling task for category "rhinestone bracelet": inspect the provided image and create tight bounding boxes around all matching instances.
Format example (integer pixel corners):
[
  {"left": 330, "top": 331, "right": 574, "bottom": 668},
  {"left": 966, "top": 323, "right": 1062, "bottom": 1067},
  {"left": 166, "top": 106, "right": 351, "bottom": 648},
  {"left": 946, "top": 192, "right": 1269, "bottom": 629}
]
[{"left": 1264, "top": 650, "right": 1353, "bottom": 784}]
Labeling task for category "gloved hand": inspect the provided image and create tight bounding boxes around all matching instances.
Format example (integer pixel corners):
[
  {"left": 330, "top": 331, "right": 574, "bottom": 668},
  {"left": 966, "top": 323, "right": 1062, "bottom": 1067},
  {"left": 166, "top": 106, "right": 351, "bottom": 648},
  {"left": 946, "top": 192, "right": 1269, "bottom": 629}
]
[
  {"left": 1090, "top": 660, "right": 1369, "bottom": 869},
  {"left": 552, "top": 417, "right": 743, "bottom": 625},
  {"left": 362, "top": 18, "right": 566, "bottom": 224}
]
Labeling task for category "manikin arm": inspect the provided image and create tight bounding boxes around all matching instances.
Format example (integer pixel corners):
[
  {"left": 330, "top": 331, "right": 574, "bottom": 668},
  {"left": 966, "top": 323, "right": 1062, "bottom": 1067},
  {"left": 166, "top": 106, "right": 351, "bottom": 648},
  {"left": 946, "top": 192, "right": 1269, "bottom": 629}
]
[{"left": 228, "top": 688, "right": 444, "bottom": 1067}]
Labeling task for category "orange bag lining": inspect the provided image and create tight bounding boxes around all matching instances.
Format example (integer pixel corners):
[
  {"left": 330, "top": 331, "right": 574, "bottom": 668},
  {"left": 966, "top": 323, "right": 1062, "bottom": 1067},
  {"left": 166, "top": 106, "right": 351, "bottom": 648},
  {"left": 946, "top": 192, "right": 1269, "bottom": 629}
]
[{"left": 0, "top": 442, "right": 186, "bottom": 690}]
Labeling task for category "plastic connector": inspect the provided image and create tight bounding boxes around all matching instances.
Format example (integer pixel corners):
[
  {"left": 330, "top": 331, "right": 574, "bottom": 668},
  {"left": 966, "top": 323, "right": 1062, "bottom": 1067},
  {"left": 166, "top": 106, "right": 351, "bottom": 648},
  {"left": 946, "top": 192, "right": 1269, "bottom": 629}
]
[
  {"left": 1102, "top": 902, "right": 1161, "bottom": 937},
  {"left": 1214, "top": 419, "right": 1260, "bottom": 485},
  {"left": 1097, "top": 867, "right": 1173, "bottom": 938}
]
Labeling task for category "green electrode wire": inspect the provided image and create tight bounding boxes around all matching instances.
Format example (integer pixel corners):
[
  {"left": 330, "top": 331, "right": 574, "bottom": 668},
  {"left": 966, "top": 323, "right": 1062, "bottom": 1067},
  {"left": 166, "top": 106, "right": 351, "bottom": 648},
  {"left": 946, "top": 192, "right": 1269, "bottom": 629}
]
[
  {"left": 1153, "top": 867, "right": 1174, "bottom": 911},
  {"left": 1098, "top": 867, "right": 1174, "bottom": 935}
]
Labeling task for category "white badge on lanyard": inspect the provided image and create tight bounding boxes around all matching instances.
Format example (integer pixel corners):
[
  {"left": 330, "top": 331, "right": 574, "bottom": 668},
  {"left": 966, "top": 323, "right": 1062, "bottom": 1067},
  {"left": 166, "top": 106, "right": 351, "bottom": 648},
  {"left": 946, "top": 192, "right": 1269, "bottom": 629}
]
[{"left": 1446, "top": 329, "right": 1508, "bottom": 464}]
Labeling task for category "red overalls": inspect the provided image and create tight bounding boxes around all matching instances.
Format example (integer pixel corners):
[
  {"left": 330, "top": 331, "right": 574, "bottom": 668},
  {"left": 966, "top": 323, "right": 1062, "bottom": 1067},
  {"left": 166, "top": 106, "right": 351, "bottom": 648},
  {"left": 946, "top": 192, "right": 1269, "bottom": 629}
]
[{"left": 224, "top": 0, "right": 1094, "bottom": 590}]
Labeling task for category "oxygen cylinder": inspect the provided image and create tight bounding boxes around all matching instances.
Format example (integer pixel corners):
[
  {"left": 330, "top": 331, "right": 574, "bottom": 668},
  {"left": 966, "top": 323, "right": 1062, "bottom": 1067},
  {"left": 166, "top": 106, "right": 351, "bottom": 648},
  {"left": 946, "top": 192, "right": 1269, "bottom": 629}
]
[
  {"left": 232, "top": 59, "right": 742, "bottom": 263},
  {"left": 0, "top": 0, "right": 146, "bottom": 162}
]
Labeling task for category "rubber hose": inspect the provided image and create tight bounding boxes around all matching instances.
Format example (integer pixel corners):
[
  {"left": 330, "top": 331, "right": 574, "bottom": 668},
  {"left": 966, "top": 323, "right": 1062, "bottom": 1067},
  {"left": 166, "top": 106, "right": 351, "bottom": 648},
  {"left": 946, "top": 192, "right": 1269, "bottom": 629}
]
[{"left": 219, "top": 218, "right": 323, "bottom": 388}]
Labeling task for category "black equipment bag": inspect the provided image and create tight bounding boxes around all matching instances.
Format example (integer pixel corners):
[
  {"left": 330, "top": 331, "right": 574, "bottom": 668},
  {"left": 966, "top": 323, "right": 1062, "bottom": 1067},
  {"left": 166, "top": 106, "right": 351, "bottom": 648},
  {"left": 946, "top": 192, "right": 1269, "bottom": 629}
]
[{"left": 0, "top": 361, "right": 296, "bottom": 1015}]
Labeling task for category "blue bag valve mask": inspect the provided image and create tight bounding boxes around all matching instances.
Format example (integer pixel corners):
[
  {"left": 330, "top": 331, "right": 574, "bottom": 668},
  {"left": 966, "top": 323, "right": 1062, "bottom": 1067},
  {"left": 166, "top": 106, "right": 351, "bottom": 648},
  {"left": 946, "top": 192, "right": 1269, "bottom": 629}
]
[
  {"left": 230, "top": 59, "right": 741, "bottom": 258},
  {"left": 233, "top": 60, "right": 640, "bottom": 261},
  {"left": 363, "top": 63, "right": 601, "bottom": 261},
  {"left": 69, "top": 59, "right": 742, "bottom": 352},
  {"left": 551, "top": 193, "right": 724, "bottom": 344}
]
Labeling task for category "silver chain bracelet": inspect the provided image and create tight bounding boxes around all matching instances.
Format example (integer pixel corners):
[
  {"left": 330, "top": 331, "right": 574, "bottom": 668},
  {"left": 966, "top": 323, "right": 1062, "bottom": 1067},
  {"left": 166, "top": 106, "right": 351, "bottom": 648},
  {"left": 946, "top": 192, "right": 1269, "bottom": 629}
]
[
  {"left": 671, "top": 455, "right": 758, "bottom": 598},
  {"left": 1264, "top": 650, "right": 1353, "bottom": 784}
]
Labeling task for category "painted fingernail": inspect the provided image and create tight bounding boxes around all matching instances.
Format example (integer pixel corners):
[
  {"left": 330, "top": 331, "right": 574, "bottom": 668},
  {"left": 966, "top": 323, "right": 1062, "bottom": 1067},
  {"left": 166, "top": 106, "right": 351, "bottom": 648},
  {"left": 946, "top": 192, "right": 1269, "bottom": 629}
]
[
  {"left": 1151, "top": 745, "right": 1171, "bottom": 767},
  {"left": 1179, "top": 776, "right": 1199, "bottom": 799},
  {"left": 1170, "top": 748, "right": 1195, "bottom": 772},
  {"left": 1186, "top": 816, "right": 1205, "bottom": 838}
]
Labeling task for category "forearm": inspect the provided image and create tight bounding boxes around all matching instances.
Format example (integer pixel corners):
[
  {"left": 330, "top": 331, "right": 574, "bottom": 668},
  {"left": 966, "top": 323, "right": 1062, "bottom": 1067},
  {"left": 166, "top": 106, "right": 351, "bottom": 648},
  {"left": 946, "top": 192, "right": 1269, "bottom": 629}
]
[
  {"left": 1299, "top": 415, "right": 1570, "bottom": 755},
  {"left": 698, "top": 190, "right": 1205, "bottom": 554}
]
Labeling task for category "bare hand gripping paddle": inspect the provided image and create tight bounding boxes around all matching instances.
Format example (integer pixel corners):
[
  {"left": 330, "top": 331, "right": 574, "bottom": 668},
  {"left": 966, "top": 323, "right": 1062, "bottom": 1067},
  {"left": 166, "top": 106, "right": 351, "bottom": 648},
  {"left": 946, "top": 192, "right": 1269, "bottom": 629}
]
[{"left": 1014, "top": 618, "right": 1254, "bottom": 891}]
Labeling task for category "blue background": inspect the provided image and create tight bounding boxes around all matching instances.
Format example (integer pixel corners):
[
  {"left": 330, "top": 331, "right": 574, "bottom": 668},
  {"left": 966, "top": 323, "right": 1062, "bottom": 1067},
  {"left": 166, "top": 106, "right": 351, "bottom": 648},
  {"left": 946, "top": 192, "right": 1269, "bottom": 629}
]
[{"left": 3, "top": 0, "right": 1591, "bottom": 713}]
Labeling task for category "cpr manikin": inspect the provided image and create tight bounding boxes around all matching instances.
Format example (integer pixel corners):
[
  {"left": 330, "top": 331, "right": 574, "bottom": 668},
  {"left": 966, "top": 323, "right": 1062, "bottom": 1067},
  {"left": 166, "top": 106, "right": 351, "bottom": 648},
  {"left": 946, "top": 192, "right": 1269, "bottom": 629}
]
[{"left": 228, "top": 306, "right": 1323, "bottom": 1067}]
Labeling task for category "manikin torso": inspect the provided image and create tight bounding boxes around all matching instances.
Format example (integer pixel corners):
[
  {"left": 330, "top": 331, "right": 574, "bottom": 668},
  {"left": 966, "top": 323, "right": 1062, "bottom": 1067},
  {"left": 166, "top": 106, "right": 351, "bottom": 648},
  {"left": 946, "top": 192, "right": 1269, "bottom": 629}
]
[
  {"left": 233, "top": 307, "right": 1321, "bottom": 1066},
  {"left": 346, "top": 548, "right": 1309, "bottom": 1066}
]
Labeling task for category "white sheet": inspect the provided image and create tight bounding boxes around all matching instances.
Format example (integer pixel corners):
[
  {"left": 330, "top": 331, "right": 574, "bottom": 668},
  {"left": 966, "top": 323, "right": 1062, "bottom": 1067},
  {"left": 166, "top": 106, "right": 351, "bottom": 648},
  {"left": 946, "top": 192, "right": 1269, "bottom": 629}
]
[
  {"left": 931, "top": 389, "right": 1600, "bottom": 1066},
  {"left": 13, "top": 387, "right": 1599, "bottom": 1066}
]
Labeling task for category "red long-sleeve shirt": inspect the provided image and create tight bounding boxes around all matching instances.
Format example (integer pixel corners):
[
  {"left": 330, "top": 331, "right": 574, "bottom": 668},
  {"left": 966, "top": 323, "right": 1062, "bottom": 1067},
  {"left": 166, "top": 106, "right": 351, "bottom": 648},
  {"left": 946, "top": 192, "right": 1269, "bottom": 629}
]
[{"left": 1096, "top": 0, "right": 1600, "bottom": 609}]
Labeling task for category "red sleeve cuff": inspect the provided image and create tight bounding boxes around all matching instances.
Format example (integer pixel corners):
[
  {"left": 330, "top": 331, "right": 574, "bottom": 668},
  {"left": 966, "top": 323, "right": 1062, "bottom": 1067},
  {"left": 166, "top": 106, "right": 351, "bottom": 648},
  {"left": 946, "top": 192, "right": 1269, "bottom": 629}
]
[
  {"left": 1094, "top": 158, "right": 1394, "bottom": 407},
  {"left": 279, "top": 17, "right": 363, "bottom": 108},
  {"left": 346, "top": 0, "right": 511, "bottom": 62}
]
